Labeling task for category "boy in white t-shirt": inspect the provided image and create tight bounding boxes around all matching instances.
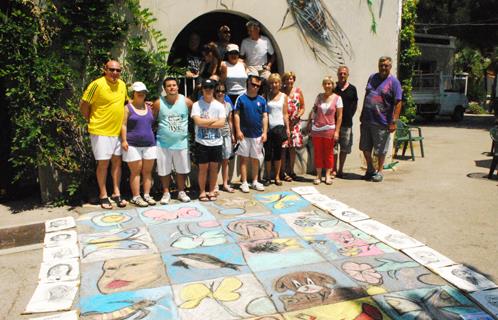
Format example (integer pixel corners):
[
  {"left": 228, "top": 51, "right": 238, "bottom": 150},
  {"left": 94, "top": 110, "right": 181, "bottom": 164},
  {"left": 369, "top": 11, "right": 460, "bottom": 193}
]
[{"left": 191, "top": 79, "right": 226, "bottom": 201}]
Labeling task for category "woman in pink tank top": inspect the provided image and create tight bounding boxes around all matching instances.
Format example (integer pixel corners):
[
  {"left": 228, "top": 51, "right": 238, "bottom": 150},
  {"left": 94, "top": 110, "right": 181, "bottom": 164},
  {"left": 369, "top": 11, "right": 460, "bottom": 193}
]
[{"left": 306, "top": 76, "right": 343, "bottom": 185}]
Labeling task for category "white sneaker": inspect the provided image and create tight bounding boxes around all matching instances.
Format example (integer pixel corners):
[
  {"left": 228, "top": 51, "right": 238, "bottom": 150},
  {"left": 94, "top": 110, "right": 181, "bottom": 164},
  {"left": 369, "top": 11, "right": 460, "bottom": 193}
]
[
  {"left": 251, "top": 181, "right": 265, "bottom": 191},
  {"left": 240, "top": 182, "right": 250, "bottom": 193},
  {"left": 178, "top": 191, "right": 191, "bottom": 202},
  {"left": 160, "top": 192, "right": 171, "bottom": 205}
]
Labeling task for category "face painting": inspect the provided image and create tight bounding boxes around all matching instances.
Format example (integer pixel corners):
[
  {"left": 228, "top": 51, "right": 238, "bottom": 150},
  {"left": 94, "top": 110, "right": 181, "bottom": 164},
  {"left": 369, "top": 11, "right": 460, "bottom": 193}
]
[{"left": 97, "top": 254, "right": 164, "bottom": 294}]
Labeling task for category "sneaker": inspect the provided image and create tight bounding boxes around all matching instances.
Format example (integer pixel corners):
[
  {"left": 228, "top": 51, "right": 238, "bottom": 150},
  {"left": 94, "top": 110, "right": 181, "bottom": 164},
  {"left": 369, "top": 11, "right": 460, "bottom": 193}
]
[
  {"left": 130, "top": 196, "right": 148, "bottom": 207},
  {"left": 178, "top": 191, "right": 191, "bottom": 202},
  {"left": 372, "top": 172, "right": 384, "bottom": 182},
  {"left": 240, "top": 181, "right": 250, "bottom": 193},
  {"left": 362, "top": 171, "right": 375, "bottom": 181},
  {"left": 251, "top": 181, "right": 265, "bottom": 191},
  {"left": 160, "top": 192, "right": 171, "bottom": 205},
  {"left": 143, "top": 194, "right": 156, "bottom": 206}
]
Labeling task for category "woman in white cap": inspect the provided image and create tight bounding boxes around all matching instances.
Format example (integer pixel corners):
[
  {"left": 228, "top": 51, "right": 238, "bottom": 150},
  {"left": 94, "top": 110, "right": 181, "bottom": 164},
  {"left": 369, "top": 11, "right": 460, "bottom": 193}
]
[
  {"left": 221, "top": 43, "right": 248, "bottom": 105},
  {"left": 121, "top": 82, "right": 157, "bottom": 207}
]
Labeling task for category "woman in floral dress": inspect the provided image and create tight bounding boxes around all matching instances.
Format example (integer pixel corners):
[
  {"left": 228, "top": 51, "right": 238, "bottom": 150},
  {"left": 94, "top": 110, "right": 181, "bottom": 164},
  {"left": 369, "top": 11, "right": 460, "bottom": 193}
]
[{"left": 281, "top": 72, "right": 305, "bottom": 181}]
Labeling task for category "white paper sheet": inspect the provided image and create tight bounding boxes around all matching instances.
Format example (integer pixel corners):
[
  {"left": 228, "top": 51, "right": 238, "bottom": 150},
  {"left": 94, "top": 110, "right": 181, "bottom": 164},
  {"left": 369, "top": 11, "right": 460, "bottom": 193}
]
[
  {"left": 403, "top": 246, "right": 456, "bottom": 269},
  {"left": 45, "top": 217, "right": 76, "bottom": 233},
  {"left": 44, "top": 230, "right": 78, "bottom": 248},
  {"left": 39, "top": 259, "right": 80, "bottom": 283},
  {"left": 24, "top": 281, "right": 79, "bottom": 314},
  {"left": 435, "top": 265, "right": 498, "bottom": 292}
]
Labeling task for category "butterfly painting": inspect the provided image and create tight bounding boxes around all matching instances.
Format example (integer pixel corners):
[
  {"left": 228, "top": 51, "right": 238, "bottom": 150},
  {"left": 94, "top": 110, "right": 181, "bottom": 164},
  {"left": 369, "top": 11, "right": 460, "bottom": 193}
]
[{"left": 254, "top": 192, "right": 310, "bottom": 214}]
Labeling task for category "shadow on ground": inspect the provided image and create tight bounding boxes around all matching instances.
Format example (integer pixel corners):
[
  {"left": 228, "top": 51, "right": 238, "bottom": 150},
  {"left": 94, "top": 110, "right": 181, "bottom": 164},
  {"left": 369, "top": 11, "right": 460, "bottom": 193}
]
[{"left": 414, "top": 114, "right": 496, "bottom": 131}]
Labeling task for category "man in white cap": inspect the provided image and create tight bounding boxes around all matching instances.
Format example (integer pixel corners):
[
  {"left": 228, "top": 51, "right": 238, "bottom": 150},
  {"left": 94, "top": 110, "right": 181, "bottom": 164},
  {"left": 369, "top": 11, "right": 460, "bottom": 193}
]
[{"left": 80, "top": 60, "right": 128, "bottom": 209}]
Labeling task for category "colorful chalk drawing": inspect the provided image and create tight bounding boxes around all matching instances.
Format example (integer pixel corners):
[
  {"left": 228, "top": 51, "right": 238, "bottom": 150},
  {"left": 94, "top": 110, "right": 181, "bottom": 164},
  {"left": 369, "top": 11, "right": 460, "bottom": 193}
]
[
  {"left": 174, "top": 274, "right": 277, "bottom": 320},
  {"left": 77, "top": 209, "right": 142, "bottom": 233},
  {"left": 281, "top": 211, "right": 354, "bottom": 236},
  {"left": 282, "top": 297, "right": 391, "bottom": 320},
  {"left": 149, "top": 220, "right": 233, "bottom": 252},
  {"left": 239, "top": 237, "right": 325, "bottom": 272},
  {"left": 255, "top": 262, "right": 367, "bottom": 313},
  {"left": 222, "top": 216, "right": 298, "bottom": 241},
  {"left": 70, "top": 187, "right": 493, "bottom": 319},
  {"left": 80, "top": 227, "right": 158, "bottom": 264},
  {"left": 79, "top": 286, "right": 178, "bottom": 319},
  {"left": 162, "top": 244, "right": 250, "bottom": 284},
  {"left": 470, "top": 288, "right": 498, "bottom": 318},
  {"left": 304, "top": 229, "right": 395, "bottom": 261},
  {"left": 137, "top": 202, "right": 216, "bottom": 225},
  {"left": 206, "top": 196, "right": 269, "bottom": 217},
  {"left": 80, "top": 254, "right": 169, "bottom": 297},
  {"left": 254, "top": 191, "right": 310, "bottom": 214},
  {"left": 333, "top": 252, "right": 447, "bottom": 295},
  {"left": 373, "top": 286, "right": 493, "bottom": 319}
]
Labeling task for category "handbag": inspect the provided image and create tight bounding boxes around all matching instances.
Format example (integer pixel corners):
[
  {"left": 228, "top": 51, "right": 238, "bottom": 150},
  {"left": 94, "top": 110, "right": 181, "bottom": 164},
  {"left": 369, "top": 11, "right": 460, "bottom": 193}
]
[{"left": 271, "top": 125, "right": 288, "bottom": 142}]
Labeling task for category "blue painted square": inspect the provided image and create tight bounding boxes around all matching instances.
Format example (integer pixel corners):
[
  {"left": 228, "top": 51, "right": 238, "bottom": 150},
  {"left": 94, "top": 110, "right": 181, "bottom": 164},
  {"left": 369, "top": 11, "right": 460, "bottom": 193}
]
[
  {"left": 149, "top": 220, "right": 234, "bottom": 253},
  {"left": 254, "top": 191, "right": 310, "bottom": 214},
  {"left": 161, "top": 243, "right": 250, "bottom": 284},
  {"left": 79, "top": 286, "right": 178, "bottom": 319},
  {"left": 373, "top": 286, "right": 493, "bottom": 320}
]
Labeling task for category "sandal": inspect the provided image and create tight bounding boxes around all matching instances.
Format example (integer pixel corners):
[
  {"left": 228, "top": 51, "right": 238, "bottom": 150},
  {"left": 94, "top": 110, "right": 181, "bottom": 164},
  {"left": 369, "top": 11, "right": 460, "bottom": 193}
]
[
  {"left": 325, "top": 177, "right": 333, "bottom": 185},
  {"left": 262, "top": 179, "right": 271, "bottom": 186},
  {"left": 313, "top": 179, "right": 321, "bottom": 185},
  {"left": 283, "top": 173, "right": 293, "bottom": 182},
  {"left": 199, "top": 194, "right": 210, "bottom": 202},
  {"left": 99, "top": 197, "right": 113, "bottom": 210},
  {"left": 222, "top": 185, "right": 235, "bottom": 193},
  {"left": 275, "top": 180, "right": 283, "bottom": 186},
  {"left": 208, "top": 193, "right": 217, "bottom": 201},
  {"left": 111, "top": 195, "right": 127, "bottom": 207}
]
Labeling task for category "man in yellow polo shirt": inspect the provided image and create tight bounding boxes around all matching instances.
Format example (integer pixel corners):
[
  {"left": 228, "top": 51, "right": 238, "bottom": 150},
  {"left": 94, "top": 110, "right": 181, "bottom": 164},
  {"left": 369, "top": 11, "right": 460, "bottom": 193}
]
[{"left": 80, "top": 60, "right": 128, "bottom": 209}]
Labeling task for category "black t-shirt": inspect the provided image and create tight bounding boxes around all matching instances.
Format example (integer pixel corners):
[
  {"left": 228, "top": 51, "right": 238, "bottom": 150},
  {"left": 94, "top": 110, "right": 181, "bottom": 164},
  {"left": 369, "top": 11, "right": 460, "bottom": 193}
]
[{"left": 334, "top": 83, "right": 358, "bottom": 128}]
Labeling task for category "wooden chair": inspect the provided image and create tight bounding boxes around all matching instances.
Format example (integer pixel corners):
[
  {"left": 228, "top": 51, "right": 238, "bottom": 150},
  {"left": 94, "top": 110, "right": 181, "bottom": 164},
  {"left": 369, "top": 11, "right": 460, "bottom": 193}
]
[
  {"left": 394, "top": 120, "right": 424, "bottom": 161},
  {"left": 489, "top": 126, "right": 498, "bottom": 179}
]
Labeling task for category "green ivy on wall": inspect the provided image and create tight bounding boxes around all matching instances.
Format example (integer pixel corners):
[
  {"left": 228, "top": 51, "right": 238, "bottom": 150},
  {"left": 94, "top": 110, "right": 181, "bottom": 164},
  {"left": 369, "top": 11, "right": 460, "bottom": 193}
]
[
  {"left": 399, "top": 0, "right": 421, "bottom": 122},
  {"left": 0, "top": 0, "right": 171, "bottom": 203}
]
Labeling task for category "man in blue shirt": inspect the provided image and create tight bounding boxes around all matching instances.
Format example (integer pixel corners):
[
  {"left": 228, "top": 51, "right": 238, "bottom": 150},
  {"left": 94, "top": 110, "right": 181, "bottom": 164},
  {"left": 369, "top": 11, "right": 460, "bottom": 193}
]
[
  {"left": 233, "top": 74, "right": 268, "bottom": 192},
  {"left": 359, "top": 56, "right": 403, "bottom": 182}
]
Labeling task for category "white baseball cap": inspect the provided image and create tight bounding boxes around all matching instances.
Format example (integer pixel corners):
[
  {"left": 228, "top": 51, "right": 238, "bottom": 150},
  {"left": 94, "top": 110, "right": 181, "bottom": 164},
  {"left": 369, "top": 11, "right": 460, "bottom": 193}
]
[{"left": 131, "top": 81, "right": 148, "bottom": 93}]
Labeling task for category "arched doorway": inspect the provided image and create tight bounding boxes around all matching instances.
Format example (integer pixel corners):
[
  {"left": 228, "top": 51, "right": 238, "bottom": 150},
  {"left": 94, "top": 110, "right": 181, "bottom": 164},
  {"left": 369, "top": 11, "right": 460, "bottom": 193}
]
[{"left": 167, "top": 11, "right": 284, "bottom": 95}]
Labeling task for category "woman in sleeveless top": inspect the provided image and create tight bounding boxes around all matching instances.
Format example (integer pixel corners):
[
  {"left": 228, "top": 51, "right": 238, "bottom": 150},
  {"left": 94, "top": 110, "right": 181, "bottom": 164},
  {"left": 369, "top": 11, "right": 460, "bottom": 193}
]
[
  {"left": 199, "top": 42, "right": 222, "bottom": 82},
  {"left": 220, "top": 44, "right": 248, "bottom": 105},
  {"left": 121, "top": 82, "right": 157, "bottom": 207},
  {"left": 306, "top": 76, "right": 343, "bottom": 185},
  {"left": 281, "top": 71, "right": 305, "bottom": 182},
  {"left": 263, "top": 73, "right": 290, "bottom": 186}
]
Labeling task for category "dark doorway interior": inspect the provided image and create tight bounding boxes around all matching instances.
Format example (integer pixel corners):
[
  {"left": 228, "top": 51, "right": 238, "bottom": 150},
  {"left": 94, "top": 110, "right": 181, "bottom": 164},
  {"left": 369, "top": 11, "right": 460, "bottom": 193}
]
[{"left": 167, "top": 11, "right": 283, "bottom": 74}]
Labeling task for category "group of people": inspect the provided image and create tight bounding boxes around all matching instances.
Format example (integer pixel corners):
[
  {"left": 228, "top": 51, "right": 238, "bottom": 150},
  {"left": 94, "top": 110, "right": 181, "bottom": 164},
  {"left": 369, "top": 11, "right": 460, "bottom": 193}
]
[{"left": 80, "top": 21, "right": 402, "bottom": 209}]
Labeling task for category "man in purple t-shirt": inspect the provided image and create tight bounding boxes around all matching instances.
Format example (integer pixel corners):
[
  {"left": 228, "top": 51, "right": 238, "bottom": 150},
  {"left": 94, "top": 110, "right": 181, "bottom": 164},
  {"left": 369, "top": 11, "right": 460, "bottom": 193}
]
[{"left": 359, "top": 56, "right": 403, "bottom": 182}]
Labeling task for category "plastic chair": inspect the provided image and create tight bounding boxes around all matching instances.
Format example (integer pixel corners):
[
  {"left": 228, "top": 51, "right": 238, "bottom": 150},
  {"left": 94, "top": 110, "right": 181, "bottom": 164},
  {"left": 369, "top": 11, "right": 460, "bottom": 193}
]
[
  {"left": 489, "top": 126, "right": 498, "bottom": 179},
  {"left": 393, "top": 120, "right": 424, "bottom": 161}
]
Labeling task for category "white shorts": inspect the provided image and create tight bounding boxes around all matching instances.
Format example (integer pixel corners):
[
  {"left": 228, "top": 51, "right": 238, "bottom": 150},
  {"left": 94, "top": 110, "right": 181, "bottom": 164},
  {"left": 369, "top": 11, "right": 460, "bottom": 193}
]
[
  {"left": 90, "top": 135, "right": 121, "bottom": 160},
  {"left": 236, "top": 137, "right": 264, "bottom": 161},
  {"left": 123, "top": 145, "right": 157, "bottom": 162},
  {"left": 157, "top": 147, "right": 190, "bottom": 176}
]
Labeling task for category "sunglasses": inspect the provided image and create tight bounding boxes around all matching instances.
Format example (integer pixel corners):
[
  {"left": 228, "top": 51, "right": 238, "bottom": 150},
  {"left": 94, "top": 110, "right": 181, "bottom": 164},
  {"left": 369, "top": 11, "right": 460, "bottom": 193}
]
[
  {"left": 216, "top": 90, "right": 225, "bottom": 94},
  {"left": 250, "top": 82, "right": 261, "bottom": 88},
  {"left": 107, "top": 68, "right": 122, "bottom": 73}
]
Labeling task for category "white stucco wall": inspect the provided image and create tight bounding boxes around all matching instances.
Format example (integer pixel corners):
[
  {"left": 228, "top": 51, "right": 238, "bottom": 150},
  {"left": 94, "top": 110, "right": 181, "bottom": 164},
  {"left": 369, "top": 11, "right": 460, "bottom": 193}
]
[{"left": 141, "top": 0, "right": 402, "bottom": 170}]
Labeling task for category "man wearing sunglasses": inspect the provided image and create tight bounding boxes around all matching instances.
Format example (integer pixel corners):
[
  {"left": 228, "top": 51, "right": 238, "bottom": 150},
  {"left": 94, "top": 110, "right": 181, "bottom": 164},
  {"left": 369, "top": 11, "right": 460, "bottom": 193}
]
[
  {"left": 80, "top": 60, "right": 128, "bottom": 209},
  {"left": 233, "top": 74, "right": 268, "bottom": 193}
]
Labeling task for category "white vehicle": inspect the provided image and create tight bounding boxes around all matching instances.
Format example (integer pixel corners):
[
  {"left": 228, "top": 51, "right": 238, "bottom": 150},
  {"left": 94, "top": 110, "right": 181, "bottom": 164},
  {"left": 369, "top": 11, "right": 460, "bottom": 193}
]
[{"left": 412, "top": 72, "right": 469, "bottom": 121}]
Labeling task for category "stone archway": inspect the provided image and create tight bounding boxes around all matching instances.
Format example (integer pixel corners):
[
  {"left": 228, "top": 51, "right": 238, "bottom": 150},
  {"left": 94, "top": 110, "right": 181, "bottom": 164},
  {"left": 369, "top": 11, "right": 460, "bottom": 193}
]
[{"left": 167, "top": 10, "right": 284, "bottom": 75}]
